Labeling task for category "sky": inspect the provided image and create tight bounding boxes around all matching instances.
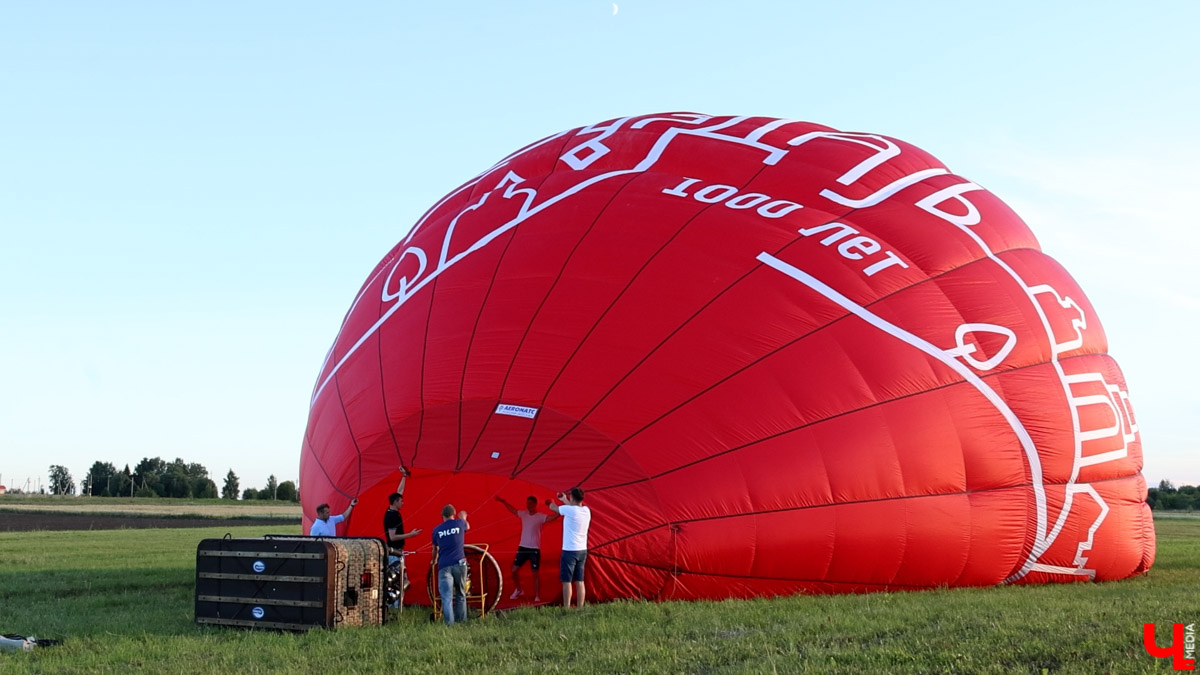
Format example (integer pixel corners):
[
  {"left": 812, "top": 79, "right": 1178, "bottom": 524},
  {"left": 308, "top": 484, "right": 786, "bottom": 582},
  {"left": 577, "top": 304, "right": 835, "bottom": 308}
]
[{"left": 1, "top": 1, "right": 1196, "bottom": 495}]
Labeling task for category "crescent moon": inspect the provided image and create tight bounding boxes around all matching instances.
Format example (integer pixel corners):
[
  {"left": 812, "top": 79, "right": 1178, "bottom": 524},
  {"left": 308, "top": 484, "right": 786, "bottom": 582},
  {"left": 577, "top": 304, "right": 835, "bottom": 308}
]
[{"left": 612, "top": 3, "right": 619, "bottom": 15}]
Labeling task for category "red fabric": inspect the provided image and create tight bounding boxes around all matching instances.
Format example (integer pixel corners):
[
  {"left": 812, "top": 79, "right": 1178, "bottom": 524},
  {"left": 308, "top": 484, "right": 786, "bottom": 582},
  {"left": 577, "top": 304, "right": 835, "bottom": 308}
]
[{"left": 300, "top": 113, "right": 1154, "bottom": 604}]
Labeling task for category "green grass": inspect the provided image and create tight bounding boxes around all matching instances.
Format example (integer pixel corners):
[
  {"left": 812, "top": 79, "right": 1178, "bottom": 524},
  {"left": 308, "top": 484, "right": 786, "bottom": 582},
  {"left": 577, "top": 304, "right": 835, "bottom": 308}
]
[{"left": 1, "top": 520, "right": 1196, "bottom": 673}]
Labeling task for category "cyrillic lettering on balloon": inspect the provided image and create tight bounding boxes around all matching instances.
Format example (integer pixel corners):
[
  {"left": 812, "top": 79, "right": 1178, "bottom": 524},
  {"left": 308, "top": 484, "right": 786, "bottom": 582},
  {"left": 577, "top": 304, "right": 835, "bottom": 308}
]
[
  {"left": 796, "top": 224, "right": 910, "bottom": 277},
  {"left": 837, "top": 236, "right": 882, "bottom": 260},
  {"left": 660, "top": 178, "right": 804, "bottom": 219},
  {"left": 862, "top": 251, "right": 910, "bottom": 276},
  {"left": 797, "top": 222, "right": 856, "bottom": 245},
  {"left": 915, "top": 181, "right": 985, "bottom": 227}
]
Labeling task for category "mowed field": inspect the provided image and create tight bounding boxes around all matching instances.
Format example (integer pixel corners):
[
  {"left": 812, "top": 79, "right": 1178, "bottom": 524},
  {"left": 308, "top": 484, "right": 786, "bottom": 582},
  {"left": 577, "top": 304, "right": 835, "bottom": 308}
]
[
  {"left": 0, "top": 496, "right": 301, "bottom": 531},
  {"left": 0, "top": 502, "right": 1197, "bottom": 674}
]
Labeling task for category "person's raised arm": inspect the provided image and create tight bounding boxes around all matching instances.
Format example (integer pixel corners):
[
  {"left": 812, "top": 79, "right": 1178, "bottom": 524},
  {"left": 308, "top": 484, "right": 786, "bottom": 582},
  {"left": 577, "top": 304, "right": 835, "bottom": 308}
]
[
  {"left": 459, "top": 510, "right": 470, "bottom": 532},
  {"left": 493, "top": 496, "right": 518, "bottom": 516},
  {"left": 340, "top": 497, "right": 358, "bottom": 520},
  {"left": 545, "top": 496, "right": 561, "bottom": 515},
  {"left": 397, "top": 465, "right": 409, "bottom": 495}
]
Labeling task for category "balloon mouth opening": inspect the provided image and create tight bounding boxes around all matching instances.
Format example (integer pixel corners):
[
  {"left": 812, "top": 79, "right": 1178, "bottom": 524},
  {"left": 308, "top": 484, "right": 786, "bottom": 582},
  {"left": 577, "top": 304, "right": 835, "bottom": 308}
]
[{"left": 338, "top": 466, "right": 568, "bottom": 608}]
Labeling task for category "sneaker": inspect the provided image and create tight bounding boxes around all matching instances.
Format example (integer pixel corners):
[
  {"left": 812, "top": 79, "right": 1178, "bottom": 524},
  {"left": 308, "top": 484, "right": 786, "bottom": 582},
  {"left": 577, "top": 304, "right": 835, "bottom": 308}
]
[{"left": 510, "top": 589, "right": 523, "bottom": 599}]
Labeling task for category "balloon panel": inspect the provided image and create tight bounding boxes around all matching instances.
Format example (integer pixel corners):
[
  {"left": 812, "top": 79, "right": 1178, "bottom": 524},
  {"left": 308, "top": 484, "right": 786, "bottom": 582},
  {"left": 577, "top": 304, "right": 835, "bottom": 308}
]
[{"left": 301, "top": 113, "right": 1153, "bottom": 604}]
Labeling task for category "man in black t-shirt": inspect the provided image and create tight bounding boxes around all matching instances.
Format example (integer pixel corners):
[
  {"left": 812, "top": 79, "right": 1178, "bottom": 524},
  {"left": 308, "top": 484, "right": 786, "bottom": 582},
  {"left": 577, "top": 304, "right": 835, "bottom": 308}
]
[
  {"left": 383, "top": 502, "right": 406, "bottom": 551},
  {"left": 382, "top": 466, "right": 422, "bottom": 609}
]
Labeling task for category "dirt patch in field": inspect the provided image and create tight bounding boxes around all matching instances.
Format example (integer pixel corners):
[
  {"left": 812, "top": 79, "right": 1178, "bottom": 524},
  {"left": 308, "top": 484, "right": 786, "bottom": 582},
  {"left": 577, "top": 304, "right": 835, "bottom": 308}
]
[{"left": 0, "top": 511, "right": 297, "bottom": 532}]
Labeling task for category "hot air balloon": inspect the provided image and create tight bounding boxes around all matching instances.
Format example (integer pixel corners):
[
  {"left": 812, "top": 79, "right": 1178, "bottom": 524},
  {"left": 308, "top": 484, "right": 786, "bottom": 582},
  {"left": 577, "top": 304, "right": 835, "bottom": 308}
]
[{"left": 300, "top": 112, "right": 1154, "bottom": 605}]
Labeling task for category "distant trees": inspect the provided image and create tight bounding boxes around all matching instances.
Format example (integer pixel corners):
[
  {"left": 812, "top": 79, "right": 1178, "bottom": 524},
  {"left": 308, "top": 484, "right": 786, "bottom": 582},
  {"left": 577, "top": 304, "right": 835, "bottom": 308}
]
[
  {"left": 239, "top": 475, "right": 300, "bottom": 502},
  {"left": 49, "top": 465, "right": 75, "bottom": 496},
  {"left": 222, "top": 470, "right": 239, "bottom": 500},
  {"left": 1148, "top": 481, "right": 1200, "bottom": 511},
  {"left": 157, "top": 459, "right": 216, "bottom": 499},
  {"left": 276, "top": 480, "right": 297, "bottom": 502},
  {"left": 125, "top": 457, "right": 218, "bottom": 499},
  {"left": 61, "top": 456, "right": 296, "bottom": 501},
  {"left": 193, "top": 477, "right": 219, "bottom": 499},
  {"left": 114, "top": 465, "right": 134, "bottom": 497},
  {"left": 133, "top": 457, "right": 167, "bottom": 496},
  {"left": 81, "top": 461, "right": 119, "bottom": 496}
]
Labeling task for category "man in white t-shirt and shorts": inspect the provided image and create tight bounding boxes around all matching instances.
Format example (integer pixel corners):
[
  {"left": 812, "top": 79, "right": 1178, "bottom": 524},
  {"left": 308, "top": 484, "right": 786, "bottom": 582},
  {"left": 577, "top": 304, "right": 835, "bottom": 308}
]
[
  {"left": 548, "top": 487, "right": 591, "bottom": 609},
  {"left": 495, "top": 494, "right": 559, "bottom": 601}
]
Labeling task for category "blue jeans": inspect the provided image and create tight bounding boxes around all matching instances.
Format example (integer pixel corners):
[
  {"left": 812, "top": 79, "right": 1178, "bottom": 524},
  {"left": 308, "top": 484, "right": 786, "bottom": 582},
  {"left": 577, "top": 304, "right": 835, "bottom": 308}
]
[{"left": 437, "top": 561, "right": 468, "bottom": 626}]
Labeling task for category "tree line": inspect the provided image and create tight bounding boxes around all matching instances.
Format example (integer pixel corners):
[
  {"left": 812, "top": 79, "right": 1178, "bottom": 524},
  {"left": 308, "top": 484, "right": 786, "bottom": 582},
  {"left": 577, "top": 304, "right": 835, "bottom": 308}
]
[
  {"left": 1146, "top": 481, "right": 1200, "bottom": 511},
  {"left": 31, "top": 464, "right": 1199, "bottom": 509},
  {"left": 39, "top": 458, "right": 298, "bottom": 502}
]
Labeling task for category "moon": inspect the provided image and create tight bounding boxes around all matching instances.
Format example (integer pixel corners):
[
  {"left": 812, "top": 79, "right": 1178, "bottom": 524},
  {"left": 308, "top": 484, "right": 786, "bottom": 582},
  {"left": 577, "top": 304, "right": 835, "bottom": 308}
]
[{"left": 612, "top": 3, "right": 619, "bottom": 15}]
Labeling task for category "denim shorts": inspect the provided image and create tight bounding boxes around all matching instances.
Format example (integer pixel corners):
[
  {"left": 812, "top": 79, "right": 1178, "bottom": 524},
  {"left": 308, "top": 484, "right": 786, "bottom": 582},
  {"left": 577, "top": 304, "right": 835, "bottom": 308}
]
[{"left": 559, "top": 549, "right": 587, "bottom": 582}]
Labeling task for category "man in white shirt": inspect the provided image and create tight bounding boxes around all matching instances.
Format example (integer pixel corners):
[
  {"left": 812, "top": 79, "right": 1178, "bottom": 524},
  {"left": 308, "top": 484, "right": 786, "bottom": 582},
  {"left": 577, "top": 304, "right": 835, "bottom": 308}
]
[
  {"left": 547, "top": 487, "right": 591, "bottom": 609},
  {"left": 495, "top": 494, "right": 559, "bottom": 602},
  {"left": 309, "top": 497, "right": 358, "bottom": 536}
]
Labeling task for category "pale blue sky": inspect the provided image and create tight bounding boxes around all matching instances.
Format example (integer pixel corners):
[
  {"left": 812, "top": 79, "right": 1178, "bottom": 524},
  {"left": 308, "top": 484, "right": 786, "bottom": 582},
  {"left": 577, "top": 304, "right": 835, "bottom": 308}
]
[{"left": 1, "top": 1, "right": 1196, "bottom": 493}]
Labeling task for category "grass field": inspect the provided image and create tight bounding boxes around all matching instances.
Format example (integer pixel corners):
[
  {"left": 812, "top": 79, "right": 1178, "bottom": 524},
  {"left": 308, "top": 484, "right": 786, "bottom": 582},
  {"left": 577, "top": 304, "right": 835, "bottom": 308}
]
[{"left": 1, "top": 518, "right": 1196, "bottom": 674}]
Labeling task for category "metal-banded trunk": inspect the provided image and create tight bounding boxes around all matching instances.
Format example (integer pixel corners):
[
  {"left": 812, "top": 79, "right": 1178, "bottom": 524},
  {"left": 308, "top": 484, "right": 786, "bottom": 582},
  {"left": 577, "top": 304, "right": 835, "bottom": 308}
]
[{"left": 195, "top": 536, "right": 385, "bottom": 630}]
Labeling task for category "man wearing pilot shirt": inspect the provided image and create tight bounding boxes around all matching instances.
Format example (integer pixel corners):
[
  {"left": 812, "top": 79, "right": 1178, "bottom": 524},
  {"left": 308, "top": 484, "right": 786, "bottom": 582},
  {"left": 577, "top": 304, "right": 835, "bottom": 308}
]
[{"left": 431, "top": 505, "right": 470, "bottom": 626}]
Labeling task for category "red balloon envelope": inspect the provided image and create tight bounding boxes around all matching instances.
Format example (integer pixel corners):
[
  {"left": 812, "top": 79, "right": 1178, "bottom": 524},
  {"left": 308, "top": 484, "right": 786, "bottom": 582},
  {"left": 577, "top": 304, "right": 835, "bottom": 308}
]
[{"left": 301, "top": 113, "right": 1155, "bottom": 603}]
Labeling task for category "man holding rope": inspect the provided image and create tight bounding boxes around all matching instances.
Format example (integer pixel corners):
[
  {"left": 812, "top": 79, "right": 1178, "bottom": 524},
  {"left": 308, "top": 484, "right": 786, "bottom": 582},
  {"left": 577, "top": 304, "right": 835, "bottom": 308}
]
[{"left": 383, "top": 466, "right": 422, "bottom": 609}]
